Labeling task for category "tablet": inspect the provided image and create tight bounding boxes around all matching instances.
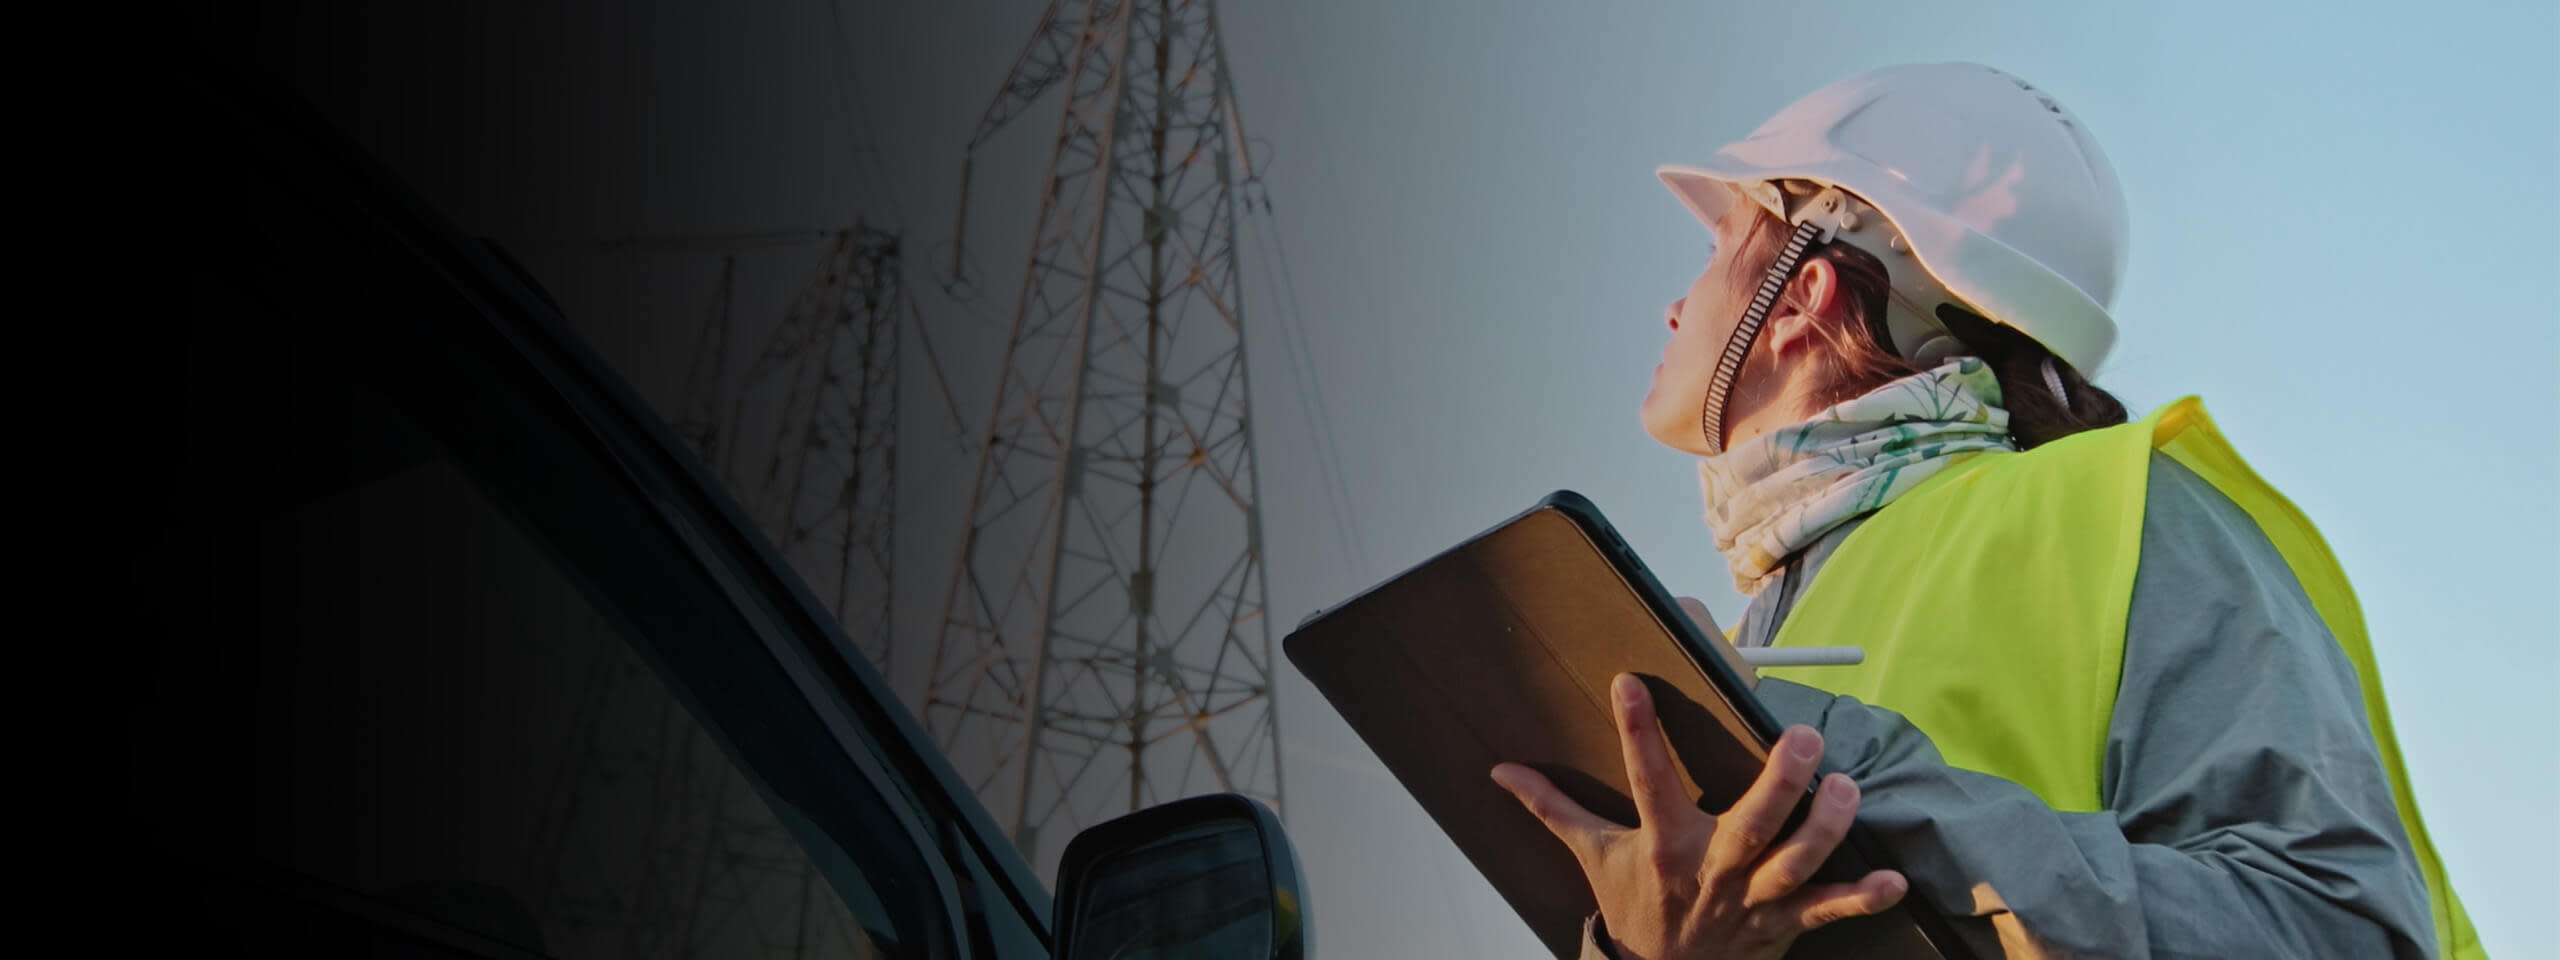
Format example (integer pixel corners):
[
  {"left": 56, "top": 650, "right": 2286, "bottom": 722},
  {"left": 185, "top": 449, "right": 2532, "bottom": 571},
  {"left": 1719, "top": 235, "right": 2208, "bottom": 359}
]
[{"left": 1282, "top": 490, "right": 1970, "bottom": 959}]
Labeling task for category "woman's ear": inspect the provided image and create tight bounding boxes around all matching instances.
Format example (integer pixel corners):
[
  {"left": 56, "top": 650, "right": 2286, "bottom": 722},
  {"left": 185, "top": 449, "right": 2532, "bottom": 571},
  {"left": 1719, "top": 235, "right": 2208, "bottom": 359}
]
[{"left": 1766, "top": 257, "right": 1839, "bottom": 354}]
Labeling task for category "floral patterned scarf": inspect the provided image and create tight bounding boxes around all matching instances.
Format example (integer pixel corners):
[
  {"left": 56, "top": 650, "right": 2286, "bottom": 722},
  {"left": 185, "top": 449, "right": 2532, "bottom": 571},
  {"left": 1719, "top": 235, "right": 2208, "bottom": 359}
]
[{"left": 1697, "top": 357, "right": 2015, "bottom": 594}]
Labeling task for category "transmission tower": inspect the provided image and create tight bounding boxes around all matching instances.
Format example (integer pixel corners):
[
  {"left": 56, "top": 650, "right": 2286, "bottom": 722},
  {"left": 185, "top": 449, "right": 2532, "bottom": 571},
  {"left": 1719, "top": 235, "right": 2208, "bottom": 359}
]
[
  {"left": 515, "top": 226, "right": 916, "bottom": 959},
  {"left": 926, "top": 0, "right": 1281, "bottom": 874},
  {"left": 674, "top": 227, "right": 905, "bottom": 673}
]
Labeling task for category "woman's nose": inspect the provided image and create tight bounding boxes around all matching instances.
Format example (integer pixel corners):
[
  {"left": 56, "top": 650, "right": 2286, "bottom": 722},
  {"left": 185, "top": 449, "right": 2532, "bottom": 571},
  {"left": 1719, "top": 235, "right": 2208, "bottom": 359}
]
[{"left": 1666, "top": 298, "right": 1686, "bottom": 331}]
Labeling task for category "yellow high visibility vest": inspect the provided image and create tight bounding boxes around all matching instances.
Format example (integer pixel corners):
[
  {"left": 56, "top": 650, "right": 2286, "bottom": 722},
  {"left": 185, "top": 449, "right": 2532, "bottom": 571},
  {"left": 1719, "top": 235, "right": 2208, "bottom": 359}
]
[{"left": 1756, "top": 397, "right": 2482, "bottom": 959}]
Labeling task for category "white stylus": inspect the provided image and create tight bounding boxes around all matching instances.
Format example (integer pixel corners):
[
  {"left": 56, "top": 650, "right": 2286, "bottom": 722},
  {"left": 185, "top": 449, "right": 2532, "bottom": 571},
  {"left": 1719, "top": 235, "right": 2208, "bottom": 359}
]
[
  {"left": 1734, "top": 646, "right": 1865, "bottom": 666},
  {"left": 1672, "top": 597, "right": 1861, "bottom": 667}
]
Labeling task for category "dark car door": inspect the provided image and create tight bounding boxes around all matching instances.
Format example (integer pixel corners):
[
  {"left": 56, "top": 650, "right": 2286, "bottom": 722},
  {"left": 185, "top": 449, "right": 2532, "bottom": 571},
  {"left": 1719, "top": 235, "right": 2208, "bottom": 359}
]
[{"left": 115, "top": 56, "right": 1053, "bottom": 960}]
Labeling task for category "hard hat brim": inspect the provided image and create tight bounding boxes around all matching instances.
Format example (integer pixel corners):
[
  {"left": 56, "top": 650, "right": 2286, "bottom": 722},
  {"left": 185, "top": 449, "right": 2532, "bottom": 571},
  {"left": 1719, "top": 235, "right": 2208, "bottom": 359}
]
[{"left": 1656, "top": 164, "right": 1744, "bottom": 228}]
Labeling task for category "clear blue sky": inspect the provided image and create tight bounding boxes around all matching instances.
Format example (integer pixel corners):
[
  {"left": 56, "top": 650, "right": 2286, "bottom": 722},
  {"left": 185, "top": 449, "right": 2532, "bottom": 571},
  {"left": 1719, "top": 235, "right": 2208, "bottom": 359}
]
[{"left": 358, "top": 0, "right": 2555, "bottom": 955}]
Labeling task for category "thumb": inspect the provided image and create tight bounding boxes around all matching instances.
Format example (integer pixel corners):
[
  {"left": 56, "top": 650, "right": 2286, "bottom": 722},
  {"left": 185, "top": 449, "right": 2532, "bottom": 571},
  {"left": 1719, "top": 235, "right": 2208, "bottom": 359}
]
[
  {"left": 1674, "top": 596, "right": 1721, "bottom": 636},
  {"left": 1676, "top": 596, "right": 1756, "bottom": 689}
]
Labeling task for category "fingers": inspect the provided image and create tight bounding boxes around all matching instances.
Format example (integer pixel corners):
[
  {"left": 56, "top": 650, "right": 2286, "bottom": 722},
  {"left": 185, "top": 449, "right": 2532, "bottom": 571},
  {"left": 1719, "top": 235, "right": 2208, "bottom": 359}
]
[
  {"left": 1490, "top": 761, "right": 1613, "bottom": 865},
  {"left": 1610, "top": 673, "right": 1697, "bottom": 831},
  {"left": 1744, "top": 773, "right": 1858, "bottom": 907},
  {"left": 1769, "top": 869, "right": 1908, "bottom": 936},
  {"left": 1706, "top": 724, "right": 1822, "bottom": 880}
]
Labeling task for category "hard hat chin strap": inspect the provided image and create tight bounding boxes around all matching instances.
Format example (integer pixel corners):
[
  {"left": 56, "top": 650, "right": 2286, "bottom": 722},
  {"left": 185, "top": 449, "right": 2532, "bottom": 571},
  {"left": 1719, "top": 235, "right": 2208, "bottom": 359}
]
[
  {"left": 1777, "top": 183, "right": 1970, "bottom": 371},
  {"left": 1703, "top": 181, "right": 2027, "bottom": 453},
  {"left": 1699, "top": 219, "right": 1823, "bottom": 455}
]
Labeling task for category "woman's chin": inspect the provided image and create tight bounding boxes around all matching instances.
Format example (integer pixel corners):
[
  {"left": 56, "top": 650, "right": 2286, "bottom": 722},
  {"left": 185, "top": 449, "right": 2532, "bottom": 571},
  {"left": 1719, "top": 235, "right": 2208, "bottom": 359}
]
[
  {"left": 1640, "top": 396, "right": 1718, "bottom": 455},
  {"left": 1637, "top": 399, "right": 1680, "bottom": 449}
]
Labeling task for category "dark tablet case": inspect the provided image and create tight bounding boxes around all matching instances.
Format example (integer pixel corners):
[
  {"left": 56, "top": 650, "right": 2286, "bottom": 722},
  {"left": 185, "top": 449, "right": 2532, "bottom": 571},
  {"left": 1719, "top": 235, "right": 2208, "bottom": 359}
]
[{"left": 1282, "top": 491, "right": 1966, "bottom": 959}]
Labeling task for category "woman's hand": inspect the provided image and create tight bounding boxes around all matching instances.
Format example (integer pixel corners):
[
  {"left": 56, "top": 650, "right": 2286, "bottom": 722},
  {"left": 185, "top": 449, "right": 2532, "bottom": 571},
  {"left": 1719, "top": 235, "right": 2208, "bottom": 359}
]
[{"left": 1489, "top": 673, "right": 1906, "bottom": 960}]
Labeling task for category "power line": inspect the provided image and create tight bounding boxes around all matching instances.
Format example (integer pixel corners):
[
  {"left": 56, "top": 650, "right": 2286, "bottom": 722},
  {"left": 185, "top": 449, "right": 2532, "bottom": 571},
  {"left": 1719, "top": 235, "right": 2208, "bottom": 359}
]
[
  {"left": 1243, "top": 181, "right": 1375, "bottom": 582},
  {"left": 824, "top": 0, "right": 912, "bottom": 230}
]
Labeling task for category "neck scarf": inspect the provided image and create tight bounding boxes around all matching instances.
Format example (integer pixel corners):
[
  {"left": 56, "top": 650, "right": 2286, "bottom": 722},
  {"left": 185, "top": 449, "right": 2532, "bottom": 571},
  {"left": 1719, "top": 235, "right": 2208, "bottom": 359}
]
[{"left": 1698, "top": 357, "right": 2015, "bottom": 594}]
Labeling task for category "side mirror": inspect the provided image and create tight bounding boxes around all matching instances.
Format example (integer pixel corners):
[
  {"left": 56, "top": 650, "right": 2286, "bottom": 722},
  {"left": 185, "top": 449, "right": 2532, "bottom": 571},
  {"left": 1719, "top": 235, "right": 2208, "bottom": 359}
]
[{"left": 1051, "top": 793, "right": 1309, "bottom": 960}]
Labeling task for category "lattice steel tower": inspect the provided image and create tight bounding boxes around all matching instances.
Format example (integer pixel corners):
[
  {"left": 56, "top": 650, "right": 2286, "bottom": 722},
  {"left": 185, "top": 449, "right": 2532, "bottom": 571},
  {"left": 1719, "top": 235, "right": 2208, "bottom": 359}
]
[
  {"left": 927, "top": 0, "right": 1281, "bottom": 874},
  {"left": 676, "top": 227, "right": 905, "bottom": 673},
  {"left": 525, "top": 227, "right": 911, "bottom": 959}
]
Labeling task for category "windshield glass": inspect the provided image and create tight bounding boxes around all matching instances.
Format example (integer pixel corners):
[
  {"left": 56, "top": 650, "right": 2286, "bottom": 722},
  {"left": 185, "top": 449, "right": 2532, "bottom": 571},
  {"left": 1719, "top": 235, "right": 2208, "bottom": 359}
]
[{"left": 127, "top": 307, "right": 939, "bottom": 959}]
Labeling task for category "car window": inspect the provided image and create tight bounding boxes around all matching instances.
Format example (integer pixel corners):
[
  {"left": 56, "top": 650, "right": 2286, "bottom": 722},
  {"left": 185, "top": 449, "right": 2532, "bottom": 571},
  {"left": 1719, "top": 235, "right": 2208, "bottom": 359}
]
[{"left": 128, "top": 318, "right": 953, "bottom": 959}]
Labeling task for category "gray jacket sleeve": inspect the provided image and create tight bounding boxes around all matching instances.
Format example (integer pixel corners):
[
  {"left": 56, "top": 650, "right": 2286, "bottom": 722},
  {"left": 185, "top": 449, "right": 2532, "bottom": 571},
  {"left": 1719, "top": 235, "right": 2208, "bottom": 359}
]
[{"left": 1747, "top": 455, "right": 2434, "bottom": 958}]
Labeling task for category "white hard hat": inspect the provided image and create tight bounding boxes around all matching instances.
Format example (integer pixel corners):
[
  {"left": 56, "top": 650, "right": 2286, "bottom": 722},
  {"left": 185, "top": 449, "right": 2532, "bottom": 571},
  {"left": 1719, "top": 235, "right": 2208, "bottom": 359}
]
[{"left": 1658, "top": 62, "right": 2130, "bottom": 375}]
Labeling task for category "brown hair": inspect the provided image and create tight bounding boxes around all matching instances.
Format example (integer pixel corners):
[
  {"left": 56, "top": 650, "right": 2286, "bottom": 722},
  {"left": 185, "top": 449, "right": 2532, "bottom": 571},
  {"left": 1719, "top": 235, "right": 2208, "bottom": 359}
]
[{"left": 1729, "top": 205, "right": 2128, "bottom": 449}]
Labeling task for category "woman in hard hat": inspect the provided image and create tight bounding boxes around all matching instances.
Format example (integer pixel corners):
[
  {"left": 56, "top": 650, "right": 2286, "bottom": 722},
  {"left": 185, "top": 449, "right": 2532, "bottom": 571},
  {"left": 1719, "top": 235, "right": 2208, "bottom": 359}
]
[{"left": 1490, "top": 63, "right": 2479, "bottom": 959}]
